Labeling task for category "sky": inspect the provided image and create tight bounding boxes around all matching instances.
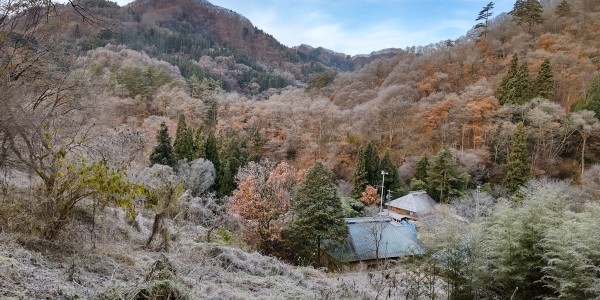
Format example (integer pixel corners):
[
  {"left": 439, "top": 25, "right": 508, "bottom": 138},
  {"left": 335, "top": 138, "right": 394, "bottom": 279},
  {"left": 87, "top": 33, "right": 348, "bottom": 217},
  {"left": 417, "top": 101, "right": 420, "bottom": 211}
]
[{"left": 109, "top": 0, "right": 515, "bottom": 55}]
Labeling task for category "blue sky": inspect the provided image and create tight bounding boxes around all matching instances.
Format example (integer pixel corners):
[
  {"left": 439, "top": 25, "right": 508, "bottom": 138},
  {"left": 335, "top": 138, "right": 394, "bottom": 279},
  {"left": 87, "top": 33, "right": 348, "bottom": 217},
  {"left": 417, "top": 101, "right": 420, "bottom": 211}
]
[{"left": 110, "top": 0, "right": 515, "bottom": 55}]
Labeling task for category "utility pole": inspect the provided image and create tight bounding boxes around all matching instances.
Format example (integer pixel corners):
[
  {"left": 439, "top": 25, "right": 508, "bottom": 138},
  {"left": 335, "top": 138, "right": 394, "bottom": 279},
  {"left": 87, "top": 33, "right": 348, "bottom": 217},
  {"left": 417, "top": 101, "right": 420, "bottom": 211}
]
[{"left": 380, "top": 170, "right": 388, "bottom": 213}]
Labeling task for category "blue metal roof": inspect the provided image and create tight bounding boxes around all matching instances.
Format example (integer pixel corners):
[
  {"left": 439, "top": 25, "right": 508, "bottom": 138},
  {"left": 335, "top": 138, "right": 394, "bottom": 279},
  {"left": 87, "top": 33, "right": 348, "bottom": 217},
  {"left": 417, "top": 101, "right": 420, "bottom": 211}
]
[{"left": 329, "top": 219, "right": 424, "bottom": 262}]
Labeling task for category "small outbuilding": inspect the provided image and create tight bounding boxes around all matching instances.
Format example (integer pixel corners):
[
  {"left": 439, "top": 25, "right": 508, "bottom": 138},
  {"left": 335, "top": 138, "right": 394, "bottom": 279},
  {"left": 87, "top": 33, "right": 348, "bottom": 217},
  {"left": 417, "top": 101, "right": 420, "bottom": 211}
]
[{"left": 383, "top": 190, "right": 437, "bottom": 221}]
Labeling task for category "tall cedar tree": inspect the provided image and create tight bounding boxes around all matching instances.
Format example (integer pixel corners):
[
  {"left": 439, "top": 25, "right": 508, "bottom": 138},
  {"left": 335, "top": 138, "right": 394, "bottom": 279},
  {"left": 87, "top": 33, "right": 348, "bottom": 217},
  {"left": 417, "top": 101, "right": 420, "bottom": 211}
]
[
  {"left": 193, "top": 124, "right": 205, "bottom": 159},
  {"left": 351, "top": 142, "right": 380, "bottom": 199},
  {"left": 575, "top": 75, "right": 600, "bottom": 119},
  {"left": 496, "top": 55, "right": 520, "bottom": 104},
  {"left": 510, "top": 0, "right": 543, "bottom": 30},
  {"left": 351, "top": 146, "right": 369, "bottom": 199},
  {"left": 380, "top": 150, "right": 404, "bottom": 199},
  {"left": 204, "top": 131, "right": 221, "bottom": 192},
  {"left": 475, "top": 2, "right": 495, "bottom": 39},
  {"left": 149, "top": 122, "right": 176, "bottom": 168},
  {"left": 498, "top": 57, "right": 531, "bottom": 105},
  {"left": 249, "top": 128, "right": 263, "bottom": 162},
  {"left": 287, "top": 162, "right": 348, "bottom": 266},
  {"left": 364, "top": 142, "right": 381, "bottom": 186},
  {"left": 173, "top": 114, "right": 194, "bottom": 161},
  {"left": 555, "top": 0, "right": 571, "bottom": 17},
  {"left": 534, "top": 58, "right": 554, "bottom": 100},
  {"left": 504, "top": 122, "right": 531, "bottom": 192},
  {"left": 218, "top": 134, "right": 248, "bottom": 198},
  {"left": 415, "top": 155, "right": 430, "bottom": 182},
  {"left": 426, "top": 147, "right": 469, "bottom": 203}
]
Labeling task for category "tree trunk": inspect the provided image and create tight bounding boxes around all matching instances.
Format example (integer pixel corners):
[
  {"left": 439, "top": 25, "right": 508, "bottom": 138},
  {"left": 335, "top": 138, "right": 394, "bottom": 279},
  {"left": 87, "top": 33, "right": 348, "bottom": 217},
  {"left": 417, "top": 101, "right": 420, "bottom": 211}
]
[
  {"left": 316, "top": 237, "right": 321, "bottom": 267},
  {"left": 146, "top": 212, "right": 164, "bottom": 248},
  {"left": 581, "top": 134, "right": 588, "bottom": 178}
]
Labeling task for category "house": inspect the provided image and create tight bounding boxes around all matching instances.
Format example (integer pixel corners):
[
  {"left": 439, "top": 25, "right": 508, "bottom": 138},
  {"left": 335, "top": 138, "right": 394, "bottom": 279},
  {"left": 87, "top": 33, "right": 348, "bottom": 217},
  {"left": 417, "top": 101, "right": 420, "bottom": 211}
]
[
  {"left": 321, "top": 217, "right": 424, "bottom": 270},
  {"left": 383, "top": 190, "right": 437, "bottom": 221}
]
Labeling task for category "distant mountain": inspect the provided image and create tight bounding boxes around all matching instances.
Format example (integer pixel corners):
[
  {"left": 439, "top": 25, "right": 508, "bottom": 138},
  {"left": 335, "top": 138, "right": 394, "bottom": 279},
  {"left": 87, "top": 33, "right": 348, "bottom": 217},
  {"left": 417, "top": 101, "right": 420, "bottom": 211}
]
[{"left": 61, "top": 0, "right": 404, "bottom": 94}]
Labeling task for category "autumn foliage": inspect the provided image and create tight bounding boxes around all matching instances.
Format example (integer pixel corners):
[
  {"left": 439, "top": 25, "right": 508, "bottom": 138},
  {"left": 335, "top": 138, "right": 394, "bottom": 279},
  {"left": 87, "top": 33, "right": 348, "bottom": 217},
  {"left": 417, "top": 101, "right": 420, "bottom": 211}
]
[
  {"left": 228, "top": 161, "right": 297, "bottom": 253},
  {"left": 360, "top": 185, "right": 380, "bottom": 206}
]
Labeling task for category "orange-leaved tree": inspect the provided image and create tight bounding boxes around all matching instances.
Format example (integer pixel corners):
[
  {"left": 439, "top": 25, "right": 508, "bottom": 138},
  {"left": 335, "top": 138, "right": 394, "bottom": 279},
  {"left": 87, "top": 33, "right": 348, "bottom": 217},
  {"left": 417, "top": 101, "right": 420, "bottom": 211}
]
[
  {"left": 228, "top": 161, "right": 297, "bottom": 254},
  {"left": 360, "top": 185, "right": 380, "bottom": 206}
]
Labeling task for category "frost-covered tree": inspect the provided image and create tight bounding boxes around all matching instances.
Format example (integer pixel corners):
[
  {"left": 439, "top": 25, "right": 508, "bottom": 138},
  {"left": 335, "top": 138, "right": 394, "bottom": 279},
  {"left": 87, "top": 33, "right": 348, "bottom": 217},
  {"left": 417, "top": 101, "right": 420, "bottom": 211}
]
[
  {"left": 204, "top": 131, "right": 220, "bottom": 192},
  {"left": 138, "top": 164, "right": 183, "bottom": 250},
  {"left": 228, "top": 161, "right": 297, "bottom": 254},
  {"left": 570, "top": 110, "right": 600, "bottom": 177},
  {"left": 287, "top": 162, "right": 347, "bottom": 266},
  {"left": 479, "top": 180, "right": 571, "bottom": 299},
  {"left": 176, "top": 159, "right": 215, "bottom": 197}
]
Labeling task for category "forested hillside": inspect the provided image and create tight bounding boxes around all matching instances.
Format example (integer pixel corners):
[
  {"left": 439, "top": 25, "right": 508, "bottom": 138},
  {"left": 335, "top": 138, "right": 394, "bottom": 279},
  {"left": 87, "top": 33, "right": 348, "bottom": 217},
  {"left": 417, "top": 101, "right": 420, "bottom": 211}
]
[{"left": 2, "top": 0, "right": 600, "bottom": 298}]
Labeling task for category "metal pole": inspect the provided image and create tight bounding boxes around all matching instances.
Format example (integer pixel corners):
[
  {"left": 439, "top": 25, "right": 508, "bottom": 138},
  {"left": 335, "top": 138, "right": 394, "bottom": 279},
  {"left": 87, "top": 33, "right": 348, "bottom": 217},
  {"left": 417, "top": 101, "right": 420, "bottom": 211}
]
[{"left": 380, "top": 170, "right": 388, "bottom": 213}]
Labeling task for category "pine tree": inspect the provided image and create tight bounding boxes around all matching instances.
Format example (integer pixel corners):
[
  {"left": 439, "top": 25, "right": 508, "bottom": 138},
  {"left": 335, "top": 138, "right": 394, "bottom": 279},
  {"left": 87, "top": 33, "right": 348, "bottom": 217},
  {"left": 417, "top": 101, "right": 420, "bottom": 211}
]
[
  {"left": 204, "top": 131, "right": 220, "bottom": 192},
  {"left": 503, "top": 122, "right": 531, "bottom": 192},
  {"left": 574, "top": 75, "right": 600, "bottom": 119},
  {"left": 287, "top": 161, "right": 348, "bottom": 266},
  {"left": 173, "top": 114, "right": 194, "bottom": 161},
  {"left": 427, "top": 147, "right": 470, "bottom": 203},
  {"left": 534, "top": 58, "right": 554, "bottom": 100},
  {"left": 555, "top": 0, "right": 571, "bottom": 17},
  {"left": 149, "top": 122, "right": 176, "bottom": 168},
  {"left": 510, "top": 0, "right": 544, "bottom": 30},
  {"left": 475, "top": 2, "right": 495, "bottom": 39},
  {"left": 380, "top": 150, "right": 404, "bottom": 199}
]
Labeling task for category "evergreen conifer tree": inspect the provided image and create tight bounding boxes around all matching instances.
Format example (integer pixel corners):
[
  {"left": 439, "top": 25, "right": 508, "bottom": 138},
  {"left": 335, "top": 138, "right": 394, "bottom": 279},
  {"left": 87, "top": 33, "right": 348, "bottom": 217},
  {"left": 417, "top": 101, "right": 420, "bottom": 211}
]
[
  {"left": 574, "top": 75, "right": 600, "bottom": 119},
  {"left": 351, "top": 146, "right": 369, "bottom": 199},
  {"left": 475, "top": 2, "right": 495, "bottom": 39},
  {"left": 149, "top": 122, "right": 176, "bottom": 168},
  {"left": 173, "top": 114, "right": 195, "bottom": 161},
  {"left": 427, "top": 147, "right": 469, "bottom": 203},
  {"left": 415, "top": 155, "right": 430, "bottom": 182},
  {"left": 364, "top": 141, "right": 381, "bottom": 186},
  {"left": 534, "top": 58, "right": 554, "bottom": 100},
  {"left": 503, "top": 122, "right": 531, "bottom": 192},
  {"left": 249, "top": 128, "right": 263, "bottom": 162},
  {"left": 287, "top": 161, "right": 348, "bottom": 266},
  {"left": 204, "top": 131, "right": 220, "bottom": 192},
  {"left": 218, "top": 134, "right": 248, "bottom": 197},
  {"left": 510, "top": 0, "right": 543, "bottom": 29},
  {"left": 410, "top": 155, "right": 430, "bottom": 191},
  {"left": 351, "top": 142, "right": 379, "bottom": 199},
  {"left": 193, "top": 124, "right": 205, "bottom": 159},
  {"left": 555, "top": 0, "right": 571, "bottom": 17},
  {"left": 380, "top": 150, "right": 404, "bottom": 199},
  {"left": 496, "top": 55, "right": 520, "bottom": 104}
]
